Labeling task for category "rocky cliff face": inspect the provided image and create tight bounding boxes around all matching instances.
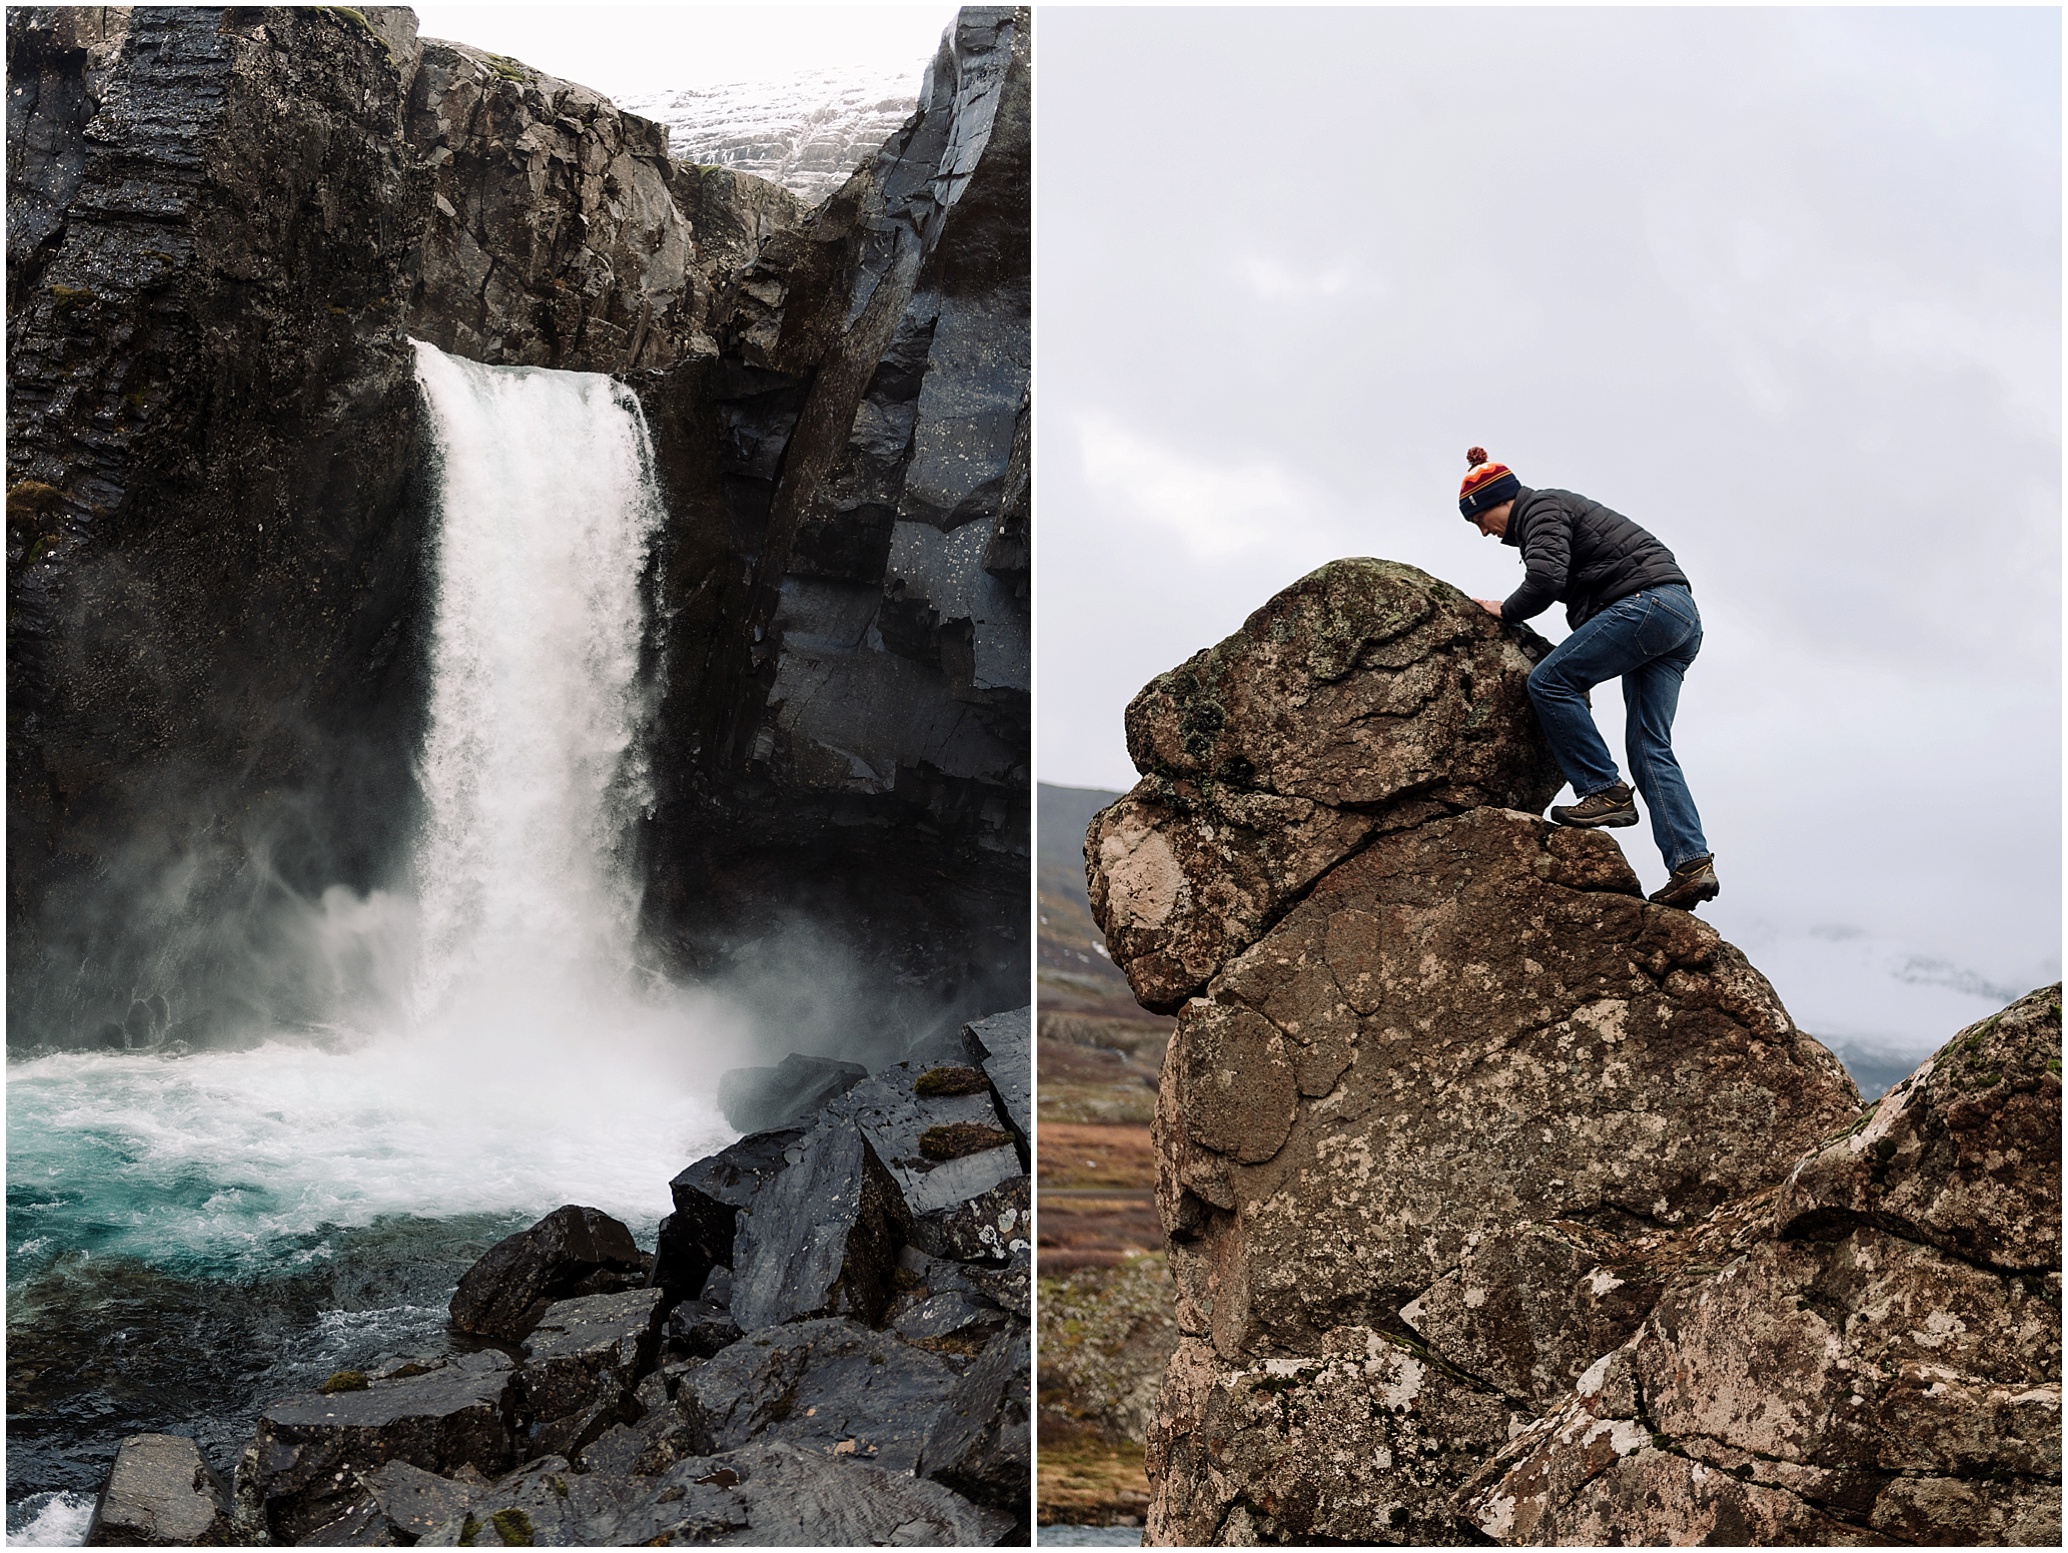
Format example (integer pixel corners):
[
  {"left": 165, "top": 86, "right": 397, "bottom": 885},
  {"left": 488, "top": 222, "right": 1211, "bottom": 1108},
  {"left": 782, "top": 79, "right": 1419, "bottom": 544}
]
[
  {"left": 631, "top": 7, "right": 1031, "bottom": 1025},
  {"left": 7, "top": 5, "right": 1028, "bottom": 1048},
  {"left": 1086, "top": 559, "right": 2055, "bottom": 1545},
  {"left": 7, "top": 5, "right": 433, "bottom": 1044}
]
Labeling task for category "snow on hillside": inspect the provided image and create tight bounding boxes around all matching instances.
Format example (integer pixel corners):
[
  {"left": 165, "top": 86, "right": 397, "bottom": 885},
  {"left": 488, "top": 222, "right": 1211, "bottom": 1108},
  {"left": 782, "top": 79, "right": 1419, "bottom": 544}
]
[{"left": 623, "top": 61, "right": 925, "bottom": 205}]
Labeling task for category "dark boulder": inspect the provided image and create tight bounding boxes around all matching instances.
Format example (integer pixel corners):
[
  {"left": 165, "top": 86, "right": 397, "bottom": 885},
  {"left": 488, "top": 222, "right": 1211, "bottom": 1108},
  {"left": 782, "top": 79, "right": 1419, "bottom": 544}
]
[
  {"left": 232, "top": 1350, "right": 517, "bottom": 1545},
  {"left": 652, "top": 1126, "right": 807, "bottom": 1301},
  {"left": 449, "top": 1205, "right": 647, "bottom": 1343},
  {"left": 728, "top": 1112, "right": 910, "bottom": 1331},
  {"left": 519, "top": 1288, "right": 668, "bottom": 1462},
  {"left": 846, "top": 1060, "right": 1022, "bottom": 1217},
  {"left": 677, "top": 1318, "right": 960, "bottom": 1474},
  {"left": 85, "top": 1433, "right": 232, "bottom": 1547},
  {"left": 715, "top": 1052, "right": 867, "bottom": 1134},
  {"left": 918, "top": 1321, "right": 1033, "bottom": 1516},
  {"left": 970, "top": 1005, "right": 1033, "bottom": 1161}
]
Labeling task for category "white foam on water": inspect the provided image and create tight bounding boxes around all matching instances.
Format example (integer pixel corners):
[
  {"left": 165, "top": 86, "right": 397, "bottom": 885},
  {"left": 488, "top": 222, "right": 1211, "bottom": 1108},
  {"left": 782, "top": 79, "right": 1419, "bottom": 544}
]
[
  {"left": 9, "top": 342, "right": 745, "bottom": 1272},
  {"left": 6, "top": 1492, "right": 95, "bottom": 1547}
]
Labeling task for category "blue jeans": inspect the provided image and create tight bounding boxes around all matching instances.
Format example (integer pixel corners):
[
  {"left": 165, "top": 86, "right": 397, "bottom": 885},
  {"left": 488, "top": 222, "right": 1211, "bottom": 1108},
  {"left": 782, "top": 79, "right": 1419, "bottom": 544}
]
[{"left": 1525, "top": 585, "right": 1710, "bottom": 871}]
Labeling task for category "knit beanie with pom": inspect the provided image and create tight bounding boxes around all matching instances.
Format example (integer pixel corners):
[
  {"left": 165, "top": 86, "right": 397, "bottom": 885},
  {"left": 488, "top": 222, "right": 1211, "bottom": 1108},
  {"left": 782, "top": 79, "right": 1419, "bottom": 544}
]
[{"left": 1458, "top": 447, "right": 1520, "bottom": 518}]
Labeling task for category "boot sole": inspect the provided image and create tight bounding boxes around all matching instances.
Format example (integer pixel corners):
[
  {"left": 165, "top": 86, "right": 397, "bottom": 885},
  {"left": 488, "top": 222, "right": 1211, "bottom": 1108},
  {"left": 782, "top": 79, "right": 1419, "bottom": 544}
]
[
  {"left": 1549, "top": 808, "right": 1639, "bottom": 829},
  {"left": 1649, "top": 880, "right": 1720, "bottom": 909}
]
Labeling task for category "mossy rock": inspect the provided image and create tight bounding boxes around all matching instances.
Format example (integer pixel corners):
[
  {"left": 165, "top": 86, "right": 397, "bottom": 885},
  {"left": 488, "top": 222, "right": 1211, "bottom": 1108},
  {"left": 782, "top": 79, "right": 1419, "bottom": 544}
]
[
  {"left": 318, "top": 1369, "right": 369, "bottom": 1394},
  {"left": 915, "top": 1065, "right": 989, "bottom": 1098},
  {"left": 918, "top": 1121, "right": 1014, "bottom": 1161}
]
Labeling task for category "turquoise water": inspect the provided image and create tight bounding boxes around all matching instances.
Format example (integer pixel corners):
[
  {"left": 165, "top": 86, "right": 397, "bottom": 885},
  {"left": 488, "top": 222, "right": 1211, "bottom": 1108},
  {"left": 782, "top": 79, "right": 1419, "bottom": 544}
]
[{"left": 5, "top": 1038, "right": 730, "bottom": 1518}]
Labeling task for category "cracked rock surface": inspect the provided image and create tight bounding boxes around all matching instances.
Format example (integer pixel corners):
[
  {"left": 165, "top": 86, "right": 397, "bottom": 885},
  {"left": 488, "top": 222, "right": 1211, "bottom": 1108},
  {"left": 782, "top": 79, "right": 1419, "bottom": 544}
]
[
  {"left": 1462, "top": 986, "right": 2062, "bottom": 1547},
  {"left": 1088, "top": 558, "right": 1563, "bottom": 1011},
  {"left": 1078, "top": 558, "right": 2062, "bottom": 1547}
]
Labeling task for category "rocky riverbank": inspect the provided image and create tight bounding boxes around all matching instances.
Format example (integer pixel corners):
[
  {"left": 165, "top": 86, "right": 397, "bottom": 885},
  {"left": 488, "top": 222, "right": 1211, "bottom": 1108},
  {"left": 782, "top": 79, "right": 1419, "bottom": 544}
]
[
  {"left": 1086, "top": 558, "right": 2060, "bottom": 1546},
  {"left": 78, "top": 1011, "right": 1032, "bottom": 1547}
]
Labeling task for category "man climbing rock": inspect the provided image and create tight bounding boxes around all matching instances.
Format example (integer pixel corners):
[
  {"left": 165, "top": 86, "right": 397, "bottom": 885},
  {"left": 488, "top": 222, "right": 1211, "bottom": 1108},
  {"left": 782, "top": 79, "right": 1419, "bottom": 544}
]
[{"left": 1458, "top": 448, "right": 1719, "bottom": 909}]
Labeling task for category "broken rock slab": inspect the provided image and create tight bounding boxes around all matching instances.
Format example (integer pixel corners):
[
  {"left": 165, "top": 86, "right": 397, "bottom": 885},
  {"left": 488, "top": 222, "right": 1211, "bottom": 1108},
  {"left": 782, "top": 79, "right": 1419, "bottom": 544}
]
[
  {"left": 716, "top": 1052, "right": 867, "bottom": 1135},
  {"left": 1463, "top": 985, "right": 2063, "bottom": 1547},
  {"left": 727, "top": 1110, "right": 910, "bottom": 1331},
  {"left": 520, "top": 1287, "right": 668, "bottom": 1462},
  {"left": 653, "top": 1126, "right": 806, "bottom": 1300},
  {"left": 846, "top": 1060, "right": 1021, "bottom": 1217},
  {"left": 917, "top": 1320, "right": 1032, "bottom": 1515},
  {"left": 233, "top": 1350, "right": 517, "bottom": 1545},
  {"left": 86, "top": 1433, "right": 232, "bottom": 1547},
  {"left": 678, "top": 1317, "right": 961, "bottom": 1474},
  {"left": 970, "top": 1004, "right": 1032, "bottom": 1159},
  {"left": 449, "top": 1204, "right": 647, "bottom": 1342}
]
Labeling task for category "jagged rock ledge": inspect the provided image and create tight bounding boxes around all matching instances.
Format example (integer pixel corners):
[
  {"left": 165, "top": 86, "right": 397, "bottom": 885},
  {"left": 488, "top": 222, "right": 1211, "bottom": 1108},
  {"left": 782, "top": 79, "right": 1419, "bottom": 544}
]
[{"left": 1086, "top": 559, "right": 2060, "bottom": 1546}]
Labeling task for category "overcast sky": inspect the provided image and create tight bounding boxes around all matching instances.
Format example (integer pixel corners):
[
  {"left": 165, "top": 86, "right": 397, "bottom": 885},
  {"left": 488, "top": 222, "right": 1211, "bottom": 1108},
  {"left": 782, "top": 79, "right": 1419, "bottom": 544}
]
[
  {"left": 410, "top": 3, "right": 953, "bottom": 98},
  {"left": 1037, "top": 7, "right": 2061, "bottom": 1054}
]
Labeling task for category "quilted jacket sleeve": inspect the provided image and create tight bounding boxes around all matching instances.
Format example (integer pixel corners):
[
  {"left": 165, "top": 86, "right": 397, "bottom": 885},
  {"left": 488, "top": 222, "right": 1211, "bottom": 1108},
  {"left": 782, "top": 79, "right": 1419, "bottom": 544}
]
[{"left": 1500, "top": 499, "right": 1569, "bottom": 623}]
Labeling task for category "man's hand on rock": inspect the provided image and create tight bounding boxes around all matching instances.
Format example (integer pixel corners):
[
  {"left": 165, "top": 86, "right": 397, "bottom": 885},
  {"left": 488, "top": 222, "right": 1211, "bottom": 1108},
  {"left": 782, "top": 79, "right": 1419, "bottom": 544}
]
[{"left": 1474, "top": 599, "right": 1505, "bottom": 618}]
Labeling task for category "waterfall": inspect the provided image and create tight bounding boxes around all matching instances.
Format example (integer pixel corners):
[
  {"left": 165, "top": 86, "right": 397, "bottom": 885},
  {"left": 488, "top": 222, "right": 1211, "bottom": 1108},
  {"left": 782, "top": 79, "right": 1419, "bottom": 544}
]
[
  {"left": 409, "top": 341, "right": 662, "bottom": 1027},
  {"left": 7, "top": 346, "right": 737, "bottom": 1277}
]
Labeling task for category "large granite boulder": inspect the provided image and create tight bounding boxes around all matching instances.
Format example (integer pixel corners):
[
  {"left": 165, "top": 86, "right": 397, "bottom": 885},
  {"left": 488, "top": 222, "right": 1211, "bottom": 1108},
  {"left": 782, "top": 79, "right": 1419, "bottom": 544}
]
[
  {"left": 1088, "top": 559, "right": 1563, "bottom": 1011},
  {"left": 1462, "top": 986, "right": 2062, "bottom": 1547},
  {"left": 1084, "top": 560, "right": 1887, "bottom": 1544}
]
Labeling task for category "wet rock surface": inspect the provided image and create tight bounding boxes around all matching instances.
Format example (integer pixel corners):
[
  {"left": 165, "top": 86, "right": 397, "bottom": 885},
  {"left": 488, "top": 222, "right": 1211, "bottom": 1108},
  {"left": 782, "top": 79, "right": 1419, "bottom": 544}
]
[
  {"left": 86, "top": 1432, "right": 232, "bottom": 1547},
  {"left": 716, "top": 1052, "right": 867, "bottom": 1135},
  {"left": 448, "top": 1204, "right": 648, "bottom": 1342},
  {"left": 633, "top": 7, "right": 1033, "bottom": 1037},
  {"left": 1080, "top": 560, "right": 2063, "bottom": 1545}
]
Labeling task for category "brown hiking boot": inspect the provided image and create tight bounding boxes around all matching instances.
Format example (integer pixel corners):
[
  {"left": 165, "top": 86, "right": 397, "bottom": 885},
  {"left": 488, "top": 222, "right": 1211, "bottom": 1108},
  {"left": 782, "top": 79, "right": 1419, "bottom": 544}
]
[
  {"left": 1649, "top": 855, "right": 1720, "bottom": 910},
  {"left": 1549, "top": 781, "right": 1638, "bottom": 829}
]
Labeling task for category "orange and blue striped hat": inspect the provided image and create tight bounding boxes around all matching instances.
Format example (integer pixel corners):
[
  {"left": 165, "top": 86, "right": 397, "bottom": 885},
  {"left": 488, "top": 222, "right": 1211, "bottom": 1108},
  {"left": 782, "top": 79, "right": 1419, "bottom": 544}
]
[{"left": 1459, "top": 447, "right": 1520, "bottom": 518}]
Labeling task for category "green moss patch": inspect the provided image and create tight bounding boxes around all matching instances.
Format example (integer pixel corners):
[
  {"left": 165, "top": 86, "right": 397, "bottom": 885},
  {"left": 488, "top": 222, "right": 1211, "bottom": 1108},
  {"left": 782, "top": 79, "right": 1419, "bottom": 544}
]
[
  {"left": 319, "top": 1369, "right": 369, "bottom": 1394},
  {"left": 919, "top": 1121, "right": 1014, "bottom": 1161},
  {"left": 916, "top": 1065, "right": 989, "bottom": 1097}
]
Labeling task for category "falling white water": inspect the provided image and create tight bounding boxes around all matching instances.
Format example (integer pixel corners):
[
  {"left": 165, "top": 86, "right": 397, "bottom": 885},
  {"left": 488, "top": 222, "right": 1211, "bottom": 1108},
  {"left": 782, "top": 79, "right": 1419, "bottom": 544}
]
[
  {"left": 7, "top": 345, "right": 745, "bottom": 1268},
  {"left": 410, "top": 340, "right": 662, "bottom": 1023}
]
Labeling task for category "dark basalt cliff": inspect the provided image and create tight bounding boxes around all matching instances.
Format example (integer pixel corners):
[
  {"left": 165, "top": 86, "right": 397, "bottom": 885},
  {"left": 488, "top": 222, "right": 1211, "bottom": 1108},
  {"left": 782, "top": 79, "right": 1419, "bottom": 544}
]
[
  {"left": 631, "top": 7, "right": 1031, "bottom": 1018},
  {"left": 1087, "top": 561, "right": 2059, "bottom": 1546},
  {"left": 6, "top": 5, "right": 1029, "bottom": 1048}
]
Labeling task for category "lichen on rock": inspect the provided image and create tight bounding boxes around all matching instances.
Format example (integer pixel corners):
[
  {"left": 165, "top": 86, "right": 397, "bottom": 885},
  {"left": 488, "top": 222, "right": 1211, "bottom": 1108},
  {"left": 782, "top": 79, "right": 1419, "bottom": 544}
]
[{"left": 1083, "top": 557, "right": 2054, "bottom": 1546}]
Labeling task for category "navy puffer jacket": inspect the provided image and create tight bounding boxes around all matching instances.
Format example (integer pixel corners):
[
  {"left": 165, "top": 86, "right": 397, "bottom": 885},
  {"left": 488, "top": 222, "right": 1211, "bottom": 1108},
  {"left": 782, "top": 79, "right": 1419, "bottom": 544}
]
[{"left": 1498, "top": 486, "right": 1690, "bottom": 630}]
